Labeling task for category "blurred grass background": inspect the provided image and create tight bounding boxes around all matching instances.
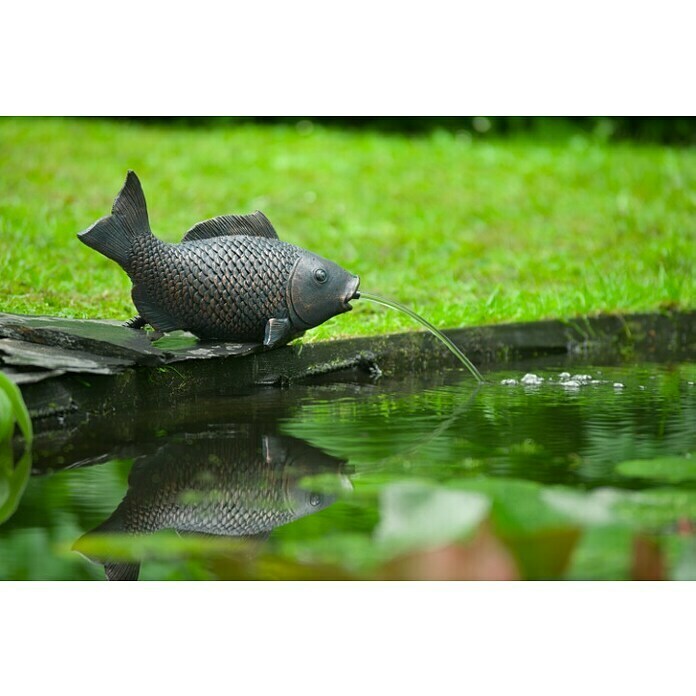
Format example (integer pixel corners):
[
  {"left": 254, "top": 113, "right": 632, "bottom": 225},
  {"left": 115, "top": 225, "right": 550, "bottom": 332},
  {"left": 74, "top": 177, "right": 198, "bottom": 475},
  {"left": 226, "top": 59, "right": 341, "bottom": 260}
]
[{"left": 0, "top": 116, "right": 694, "bottom": 341}]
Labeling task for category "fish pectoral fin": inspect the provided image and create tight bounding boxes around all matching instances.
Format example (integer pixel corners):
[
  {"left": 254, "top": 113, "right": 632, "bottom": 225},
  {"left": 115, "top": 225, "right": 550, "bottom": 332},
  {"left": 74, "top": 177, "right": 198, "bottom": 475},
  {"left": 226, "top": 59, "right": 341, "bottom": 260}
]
[
  {"left": 263, "top": 318, "right": 293, "bottom": 349},
  {"left": 182, "top": 211, "right": 279, "bottom": 242},
  {"left": 131, "top": 285, "right": 180, "bottom": 333},
  {"left": 262, "top": 434, "right": 287, "bottom": 465}
]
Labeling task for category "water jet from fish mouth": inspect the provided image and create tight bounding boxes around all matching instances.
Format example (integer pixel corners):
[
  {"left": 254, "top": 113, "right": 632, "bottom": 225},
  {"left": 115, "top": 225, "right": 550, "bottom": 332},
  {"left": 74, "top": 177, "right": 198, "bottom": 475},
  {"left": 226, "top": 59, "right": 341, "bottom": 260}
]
[{"left": 357, "top": 291, "right": 484, "bottom": 383}]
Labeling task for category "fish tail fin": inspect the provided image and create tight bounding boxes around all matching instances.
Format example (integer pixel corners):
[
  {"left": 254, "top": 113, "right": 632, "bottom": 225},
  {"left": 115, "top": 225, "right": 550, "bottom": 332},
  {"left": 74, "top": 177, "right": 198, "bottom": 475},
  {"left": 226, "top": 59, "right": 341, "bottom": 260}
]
[
  {"left": 78, "top": 170, "right": 152, "bottom": 268},
  {"left": 73, "top": 512, "right": 142, "bottom": 580}
]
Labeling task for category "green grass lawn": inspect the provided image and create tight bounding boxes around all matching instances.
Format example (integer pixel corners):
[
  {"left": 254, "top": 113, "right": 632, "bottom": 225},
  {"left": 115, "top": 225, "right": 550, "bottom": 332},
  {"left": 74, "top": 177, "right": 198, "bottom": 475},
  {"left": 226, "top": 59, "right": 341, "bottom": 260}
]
[{"left": 0, "top": 117, "right": 694, "bottom": 342}]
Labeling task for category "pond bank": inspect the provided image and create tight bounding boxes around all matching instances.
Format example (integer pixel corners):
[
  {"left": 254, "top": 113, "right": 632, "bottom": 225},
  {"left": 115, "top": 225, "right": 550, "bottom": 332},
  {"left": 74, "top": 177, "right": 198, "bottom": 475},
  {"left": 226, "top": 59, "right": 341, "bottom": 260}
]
[{"left": 1, "top": 309, "right": 694, "bottom": 423}]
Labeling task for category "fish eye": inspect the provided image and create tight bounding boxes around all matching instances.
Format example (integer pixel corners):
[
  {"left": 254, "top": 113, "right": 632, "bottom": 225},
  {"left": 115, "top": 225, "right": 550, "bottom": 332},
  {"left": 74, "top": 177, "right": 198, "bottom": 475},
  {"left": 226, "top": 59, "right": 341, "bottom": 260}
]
[
  {"left": 309, "top": 492, "right": 322, "bottom": 506},
  {"left": 313, "top": 268, "right": 328, "bottom": 284}
]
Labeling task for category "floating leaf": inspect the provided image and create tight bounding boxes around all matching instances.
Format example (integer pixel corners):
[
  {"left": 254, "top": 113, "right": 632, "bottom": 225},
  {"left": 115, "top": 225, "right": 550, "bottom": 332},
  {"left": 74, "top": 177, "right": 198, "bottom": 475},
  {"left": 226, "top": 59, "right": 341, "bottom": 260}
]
[
  {"left": 499, "top": 526, "right": 581, "bottom": 580},
  {"left": 374, "top": 481, "right": 490, "bottom": 556},
  {"left": 614, "top": 489, "right": 696, "bottom": 527},
  {"left": 616, "top": 456, "right": 696, "bottom": 483},
  {"left": 451, "top": 479, "right": 583, "bottom": 578},
  {"left": 672, "top": 539, "right": 696, "bottom": 581},
  {"left": 566, "top": 526, "right": 634, "bottom": 580},
  {"left": 455, "top": 478, "right": 571, "bottom": 534},
  {"left": 541, "top": 488, "right": 620, "bottom": 526},
  {"left": 378, "top": 523, "right": 519, "bottom": 580}
]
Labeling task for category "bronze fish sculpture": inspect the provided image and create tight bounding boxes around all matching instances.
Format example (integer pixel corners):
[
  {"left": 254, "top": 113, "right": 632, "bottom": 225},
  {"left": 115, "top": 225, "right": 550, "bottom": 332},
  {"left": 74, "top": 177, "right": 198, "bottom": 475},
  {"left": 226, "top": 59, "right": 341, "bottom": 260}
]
[
  {"left": 74, "top": 430, "right": 351, "bottom": 580},
  {"left": 78, "top": 171, "right": 360, "bottom": 347}
]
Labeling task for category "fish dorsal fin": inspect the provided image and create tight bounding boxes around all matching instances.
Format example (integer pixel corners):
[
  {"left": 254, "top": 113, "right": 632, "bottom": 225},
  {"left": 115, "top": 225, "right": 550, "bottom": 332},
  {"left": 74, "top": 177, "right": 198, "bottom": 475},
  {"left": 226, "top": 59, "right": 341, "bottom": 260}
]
[
  {"left": 104, "top": 562, "right": 141, "bottom": 581},
  {"left": 182, "top": 211, "right": 279, "bottom": 242}
]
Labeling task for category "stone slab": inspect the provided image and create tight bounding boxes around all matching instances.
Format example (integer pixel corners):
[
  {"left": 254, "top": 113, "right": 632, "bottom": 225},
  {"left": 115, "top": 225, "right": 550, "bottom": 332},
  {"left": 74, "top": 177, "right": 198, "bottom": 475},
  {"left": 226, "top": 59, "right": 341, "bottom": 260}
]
[{"left": 1, "top": 310, "right": 694, "bottom": 427}]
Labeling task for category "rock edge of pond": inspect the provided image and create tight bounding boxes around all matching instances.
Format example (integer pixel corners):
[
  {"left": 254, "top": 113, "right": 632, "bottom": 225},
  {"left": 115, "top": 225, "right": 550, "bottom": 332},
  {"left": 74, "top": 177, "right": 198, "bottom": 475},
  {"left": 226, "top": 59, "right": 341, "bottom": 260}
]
[{"left": 1, "top": 309, "right": 694, "bottom": 419}]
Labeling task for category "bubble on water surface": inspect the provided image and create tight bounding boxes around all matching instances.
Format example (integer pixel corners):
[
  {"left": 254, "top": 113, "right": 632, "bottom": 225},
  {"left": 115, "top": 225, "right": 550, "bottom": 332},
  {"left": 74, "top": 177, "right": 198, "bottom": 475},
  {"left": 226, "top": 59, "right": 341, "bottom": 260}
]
[
  {"left": 500, "top": 378, "right": 518, "bottom": 386},
  {"left": 521, "top": 373, "right": 544, "bottom": 385}
]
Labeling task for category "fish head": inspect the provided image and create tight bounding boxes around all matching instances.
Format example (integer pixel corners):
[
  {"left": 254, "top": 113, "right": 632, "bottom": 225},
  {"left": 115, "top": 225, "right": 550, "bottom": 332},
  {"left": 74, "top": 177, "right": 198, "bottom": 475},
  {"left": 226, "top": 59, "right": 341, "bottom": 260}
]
[
  {"left": 287, "top": 251, "right": 360, "bottom": 329},
  {"left": 285, "top": 475, "right": 353, "bottom": 520},
  {"left": 263, "top": 434, "right": 354, "bottom": 521}
]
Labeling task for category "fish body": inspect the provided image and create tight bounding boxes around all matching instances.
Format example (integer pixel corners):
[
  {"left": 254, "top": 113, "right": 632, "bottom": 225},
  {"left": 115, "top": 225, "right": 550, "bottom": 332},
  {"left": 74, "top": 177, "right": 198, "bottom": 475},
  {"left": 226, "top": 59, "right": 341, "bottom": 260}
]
[
  {"left": 106, "top": 434, "right": 343, "bottom": 537},
  {"left": 76, "top": 430, "right": 350, "bottom": 580},
  {"left": 78, "top": 172, "right": 360, "bottom": 347}
]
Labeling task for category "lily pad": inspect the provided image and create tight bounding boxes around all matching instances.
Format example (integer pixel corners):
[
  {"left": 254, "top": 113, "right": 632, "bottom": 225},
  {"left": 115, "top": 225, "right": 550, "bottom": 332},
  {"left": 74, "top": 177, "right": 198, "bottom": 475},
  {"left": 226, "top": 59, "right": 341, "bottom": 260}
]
[
  {"left": 374, "top": 481, "right": 490, "bottom": 556},
  {"left": 616, "top": 456, "right": 696, "bottom": 483},
  {"left": 452, "top": 478, "right": 584, "bottom": 578},
  {"left": 613, "top": 489, "right": 696, "bottom": 527},
  {"left": 541, "top": 488, "right": 620, "bottom": 526}
]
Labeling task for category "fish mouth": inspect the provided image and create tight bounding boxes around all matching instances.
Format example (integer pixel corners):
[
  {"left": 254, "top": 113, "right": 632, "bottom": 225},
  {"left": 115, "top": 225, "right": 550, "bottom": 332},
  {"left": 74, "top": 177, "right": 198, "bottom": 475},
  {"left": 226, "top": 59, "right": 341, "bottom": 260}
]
[{"left": 342, "top": 276, "right": 360, "bottom": 311}]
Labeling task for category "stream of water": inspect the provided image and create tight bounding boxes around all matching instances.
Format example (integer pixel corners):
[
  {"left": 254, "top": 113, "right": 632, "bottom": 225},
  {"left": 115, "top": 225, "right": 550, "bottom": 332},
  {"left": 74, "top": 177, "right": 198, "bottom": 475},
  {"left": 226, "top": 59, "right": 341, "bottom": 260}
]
[{"left": 358, "top": 291, "right": 484, "bottom": 383}]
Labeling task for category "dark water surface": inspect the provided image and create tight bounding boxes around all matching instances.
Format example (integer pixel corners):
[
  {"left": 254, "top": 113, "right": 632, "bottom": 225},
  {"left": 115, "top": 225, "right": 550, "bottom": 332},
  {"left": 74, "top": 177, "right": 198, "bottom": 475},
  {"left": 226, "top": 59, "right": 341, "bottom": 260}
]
[{"left": 2, "top": 361, "right": 695, "bottom": 580}]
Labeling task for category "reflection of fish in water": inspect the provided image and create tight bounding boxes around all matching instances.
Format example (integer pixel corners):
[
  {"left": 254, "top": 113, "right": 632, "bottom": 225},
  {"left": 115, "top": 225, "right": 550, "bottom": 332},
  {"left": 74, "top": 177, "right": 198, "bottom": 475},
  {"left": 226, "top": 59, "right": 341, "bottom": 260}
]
[{"left": 76, "top": 432, "right": 350, "bottom": 581}]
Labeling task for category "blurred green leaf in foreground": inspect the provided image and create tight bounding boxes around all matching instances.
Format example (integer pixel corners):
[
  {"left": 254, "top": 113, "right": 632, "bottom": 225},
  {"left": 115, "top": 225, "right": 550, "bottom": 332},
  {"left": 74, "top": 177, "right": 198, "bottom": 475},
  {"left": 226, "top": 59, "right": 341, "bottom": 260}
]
[{"left": 0, "top": 372, "right": 33, "bottom": 525}]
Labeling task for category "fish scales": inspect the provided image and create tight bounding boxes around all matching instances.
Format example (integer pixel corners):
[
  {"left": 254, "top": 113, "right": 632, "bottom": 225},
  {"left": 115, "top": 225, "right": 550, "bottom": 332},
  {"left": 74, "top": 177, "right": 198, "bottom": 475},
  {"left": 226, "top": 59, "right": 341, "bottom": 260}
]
[
  {"left": 118, "top": 455, "right": 296, "bottom": 536},
  {"left": 130, "top": 236, "right": 300, "bottom": 341},
  {"left": 77, "top": 172, "right": 360, "bottom": 346}
]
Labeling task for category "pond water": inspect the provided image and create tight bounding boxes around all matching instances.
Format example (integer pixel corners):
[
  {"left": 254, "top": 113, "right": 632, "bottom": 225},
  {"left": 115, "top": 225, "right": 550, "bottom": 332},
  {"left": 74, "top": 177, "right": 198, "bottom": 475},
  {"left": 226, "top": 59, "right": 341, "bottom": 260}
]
[{"left": 1, "top": 361, "right": 695, "bottom": 580}]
